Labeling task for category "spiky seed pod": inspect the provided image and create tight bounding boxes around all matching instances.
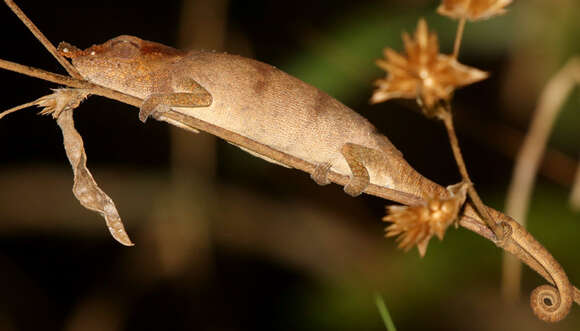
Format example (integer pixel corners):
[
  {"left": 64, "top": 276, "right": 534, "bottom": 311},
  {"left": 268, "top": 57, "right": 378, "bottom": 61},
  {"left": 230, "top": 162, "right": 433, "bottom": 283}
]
[
  {"left": 383, "top": 182, "right": 468, "bottom": 257},
  {"left": 437, "top": 0, "right": 513, "bottom": 21},
  {"left": 371, "top": 19, "right": 488, "bottom": 110}
]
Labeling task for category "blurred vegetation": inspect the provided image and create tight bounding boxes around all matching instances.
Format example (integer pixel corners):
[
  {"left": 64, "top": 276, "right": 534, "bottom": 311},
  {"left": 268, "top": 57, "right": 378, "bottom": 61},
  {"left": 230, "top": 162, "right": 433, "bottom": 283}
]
[{"left": 0, "top": 0, "right": 579, "bottom": 330}]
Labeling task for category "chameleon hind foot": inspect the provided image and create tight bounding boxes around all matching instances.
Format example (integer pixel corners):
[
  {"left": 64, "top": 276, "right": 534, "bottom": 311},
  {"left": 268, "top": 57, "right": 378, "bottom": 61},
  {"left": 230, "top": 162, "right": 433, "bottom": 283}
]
[
  {"left": 340, "top": 143, "right": 371, "bottom": 197},
  {"left": 311, "top": 162, "right": 332, "bottom": 186}
]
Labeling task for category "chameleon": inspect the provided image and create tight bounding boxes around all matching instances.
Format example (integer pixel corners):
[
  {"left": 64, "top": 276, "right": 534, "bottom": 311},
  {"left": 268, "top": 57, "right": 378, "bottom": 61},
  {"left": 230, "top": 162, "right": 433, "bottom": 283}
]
[
  {"left": 56, "top": 35, "right": 445, "bottom": 201},
  {"left": 6, "top": 34, "right": 577, "bottom": 322}
]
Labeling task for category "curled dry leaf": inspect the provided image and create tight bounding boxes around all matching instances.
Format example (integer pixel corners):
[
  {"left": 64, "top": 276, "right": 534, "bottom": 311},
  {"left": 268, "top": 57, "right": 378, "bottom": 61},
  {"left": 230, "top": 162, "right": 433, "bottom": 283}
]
[
  {"left": 383, "top": 182, "right": 469, "bottom": 257},
  {"left": 371, "top": 19, "right": 488, "bottom": 110},
  {"left": 35, "top": 89, "right": 134, "bottom": 246},
  {"left": 437, "top": 0, "right": 513, "bottom": 21}
]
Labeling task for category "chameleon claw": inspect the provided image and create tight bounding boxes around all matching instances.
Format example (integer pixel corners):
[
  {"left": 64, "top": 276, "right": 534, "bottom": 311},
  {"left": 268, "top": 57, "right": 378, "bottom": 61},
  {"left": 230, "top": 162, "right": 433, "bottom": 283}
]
[
  {"left": 493, "top": 221, "right": 512, "bottom": 247},
  {"left": 138, "top": 108, "right": 152, "bottom": 123},
  {"left": 343, "top": 178, "right": 367, "bottom": 197},
  {"left": 311, "top": 162, "right": 332, "bottom": 186},
  {"left": 139, "top": 96, "right": 161, "bottom": 123}
]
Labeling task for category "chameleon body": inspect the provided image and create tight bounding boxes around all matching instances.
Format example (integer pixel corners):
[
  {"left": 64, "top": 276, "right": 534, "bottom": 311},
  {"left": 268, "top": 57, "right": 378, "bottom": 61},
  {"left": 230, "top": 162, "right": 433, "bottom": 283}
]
[
  {"left": 58, "top": 35, "right": 445, "bottom": 199},
  {"left": 56, "top": 35, "right": 577, "bottom": 322}
]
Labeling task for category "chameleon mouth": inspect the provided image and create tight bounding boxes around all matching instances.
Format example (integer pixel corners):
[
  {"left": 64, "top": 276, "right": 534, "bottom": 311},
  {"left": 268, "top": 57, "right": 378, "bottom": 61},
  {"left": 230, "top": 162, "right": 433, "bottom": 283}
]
[{"left": 57, "top": 41, "right": 84, "bottom": 59}]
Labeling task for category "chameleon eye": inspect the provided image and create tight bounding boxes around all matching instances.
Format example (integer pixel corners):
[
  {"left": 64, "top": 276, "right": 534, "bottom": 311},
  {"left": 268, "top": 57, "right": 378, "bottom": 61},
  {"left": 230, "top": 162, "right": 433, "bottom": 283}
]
[
  {"left": 111, "top": 39, "right": 140, "bottom": 48},
  {"left": 111, "top": 40, "right": 140, "bottom": 59}
]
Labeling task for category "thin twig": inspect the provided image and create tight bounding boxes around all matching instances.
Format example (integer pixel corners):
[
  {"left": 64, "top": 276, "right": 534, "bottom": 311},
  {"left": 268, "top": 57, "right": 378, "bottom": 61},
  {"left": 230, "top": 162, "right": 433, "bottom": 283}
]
[
  {"left": 502, "top": 57, "right": 580, "bottom": 302},
  {"left": 452, "top": 18, "right": 466, "bottom": 59},
  {"left": 439, "top": 109, "right": 504, "bottom": 241},
  {"left": 0, "top": 99, "right": 38, "bottom": 119},
  {"left": 0, "top": 58, "right": 143, "bottom": 107},
  {"left": 3, "top": 0, "right": 82, "bottom": 79}
]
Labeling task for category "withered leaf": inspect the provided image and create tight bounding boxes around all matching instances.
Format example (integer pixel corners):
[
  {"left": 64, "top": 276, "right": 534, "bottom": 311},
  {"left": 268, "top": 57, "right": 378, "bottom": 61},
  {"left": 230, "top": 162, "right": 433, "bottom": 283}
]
[{"left": 36, "top": 89, "right": 134, "bottom": 246}]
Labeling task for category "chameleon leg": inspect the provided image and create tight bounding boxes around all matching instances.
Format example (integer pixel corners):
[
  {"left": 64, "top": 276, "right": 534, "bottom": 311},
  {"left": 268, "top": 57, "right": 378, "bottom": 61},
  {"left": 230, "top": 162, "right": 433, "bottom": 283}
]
[
  {"left": 311, "top": 162, "right": 332, "bottom": 186},
  {"left": 139, "top": 79, "right": 212, "bottom": 122},
  {"left": 340, "top": 143, "right": 374, "bottom": 197}
]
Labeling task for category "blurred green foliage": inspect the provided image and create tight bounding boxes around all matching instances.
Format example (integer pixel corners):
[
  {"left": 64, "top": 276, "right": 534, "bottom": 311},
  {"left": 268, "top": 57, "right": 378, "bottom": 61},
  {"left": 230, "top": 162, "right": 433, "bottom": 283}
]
[{"left": 281, "top": 3, "right": 515, "bottom": 102}]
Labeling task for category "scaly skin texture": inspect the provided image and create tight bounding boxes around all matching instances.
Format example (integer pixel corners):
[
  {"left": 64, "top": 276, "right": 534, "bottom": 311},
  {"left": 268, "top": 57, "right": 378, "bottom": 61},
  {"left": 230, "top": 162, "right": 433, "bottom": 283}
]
[{"left": 57, "top": 35, "right": 577, "bottom": 322}]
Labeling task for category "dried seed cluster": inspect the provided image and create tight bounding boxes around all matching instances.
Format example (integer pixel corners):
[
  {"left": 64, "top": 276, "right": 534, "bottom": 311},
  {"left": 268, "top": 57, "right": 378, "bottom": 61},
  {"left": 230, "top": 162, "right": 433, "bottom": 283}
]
[
  {"left": 437, "top": 0, "right": 513, "bottom": 21},
  {"left": 383, "top": 183, "right": 468, "bottom": 257},
  {"left": 371, "top": 19, "right": 488, "bottom": 110}
]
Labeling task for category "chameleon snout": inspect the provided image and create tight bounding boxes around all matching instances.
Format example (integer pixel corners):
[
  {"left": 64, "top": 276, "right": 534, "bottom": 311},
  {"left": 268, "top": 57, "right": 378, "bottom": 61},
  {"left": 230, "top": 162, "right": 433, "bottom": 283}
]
[{"left": 57, "top": 42, "right": 83, "bottom": 59}]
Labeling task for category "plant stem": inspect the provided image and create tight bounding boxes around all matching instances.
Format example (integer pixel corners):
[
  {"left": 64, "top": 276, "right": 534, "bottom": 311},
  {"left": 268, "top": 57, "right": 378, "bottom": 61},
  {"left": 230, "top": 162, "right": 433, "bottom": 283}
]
[
  {"left": 375, "top": 293, "right": 397, "bottom": 331},
  {"left": 452, "top": 18, "right": 466, "bottom": 59},
  {"left": 0, "top": 99, "right": 38, "bottom": 119},
  {"left": 4, "top": 0, "right": 82, "bottom": 79},
  {"left": 440, "top": 109, "right": 504, "bottom": 241}
]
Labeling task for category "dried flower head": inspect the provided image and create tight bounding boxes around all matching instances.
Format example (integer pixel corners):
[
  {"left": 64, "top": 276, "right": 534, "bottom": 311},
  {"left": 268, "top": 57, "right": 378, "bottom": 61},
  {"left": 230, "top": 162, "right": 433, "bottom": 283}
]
[
  {"left": 383, "top": 182, "right": 469, "bottom": 257},
  {"left": 437, "top": 0, "right": 513, "bottom": 21},
  {"left": 371, "top": 19, "right": 488, "bottom": 110}
]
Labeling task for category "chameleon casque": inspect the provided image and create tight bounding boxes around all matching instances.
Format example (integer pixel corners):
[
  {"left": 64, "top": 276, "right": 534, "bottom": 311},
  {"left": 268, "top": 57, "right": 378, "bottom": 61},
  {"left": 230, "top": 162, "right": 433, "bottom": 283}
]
[{"left": 16, "top": 34, "right": 577, "bottom": 322}]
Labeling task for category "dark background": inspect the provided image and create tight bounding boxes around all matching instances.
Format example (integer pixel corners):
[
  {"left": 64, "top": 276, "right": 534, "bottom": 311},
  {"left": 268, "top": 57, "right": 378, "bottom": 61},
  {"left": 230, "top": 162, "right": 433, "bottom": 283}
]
[{"left": 0, "top": 0, "right": 579, "bottom": 330}]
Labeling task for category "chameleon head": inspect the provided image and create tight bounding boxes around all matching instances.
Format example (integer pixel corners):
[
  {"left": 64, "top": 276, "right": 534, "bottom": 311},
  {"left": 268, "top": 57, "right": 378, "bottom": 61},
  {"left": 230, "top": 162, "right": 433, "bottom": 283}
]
[{"left": 57, "top": 35, "right": 185, "bottom": 97}]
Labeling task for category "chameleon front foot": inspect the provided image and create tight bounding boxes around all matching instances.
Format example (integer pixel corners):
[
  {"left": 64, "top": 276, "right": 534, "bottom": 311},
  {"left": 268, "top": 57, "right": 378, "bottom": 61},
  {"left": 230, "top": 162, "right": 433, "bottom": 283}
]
[
  {"left": 139, "top": 92, "right": 212, "bottom": 122},
  {"left": 138, "top": 80, "right": 212, "bottom": 122}
]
